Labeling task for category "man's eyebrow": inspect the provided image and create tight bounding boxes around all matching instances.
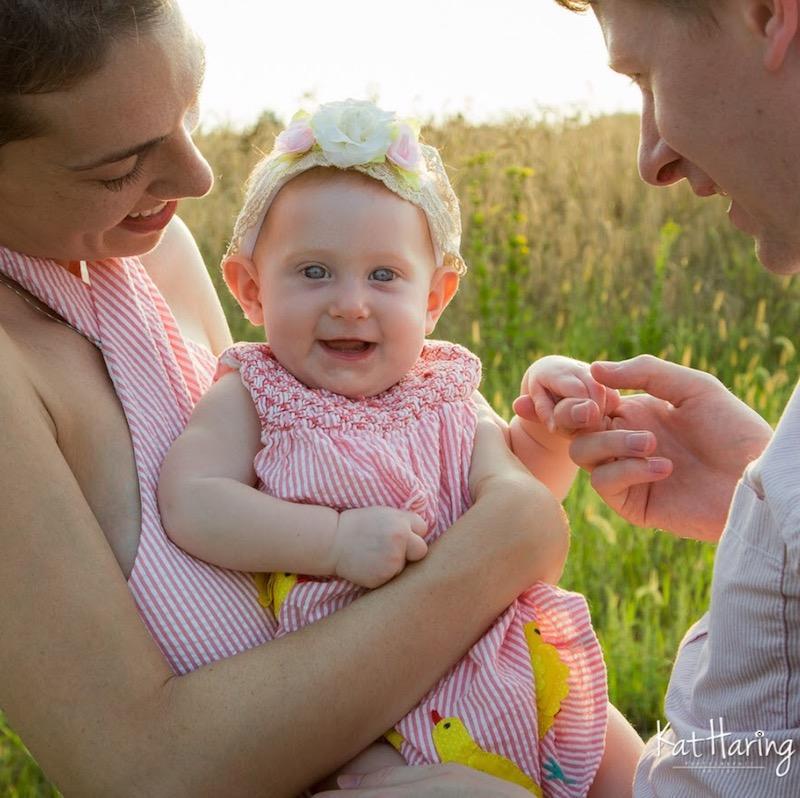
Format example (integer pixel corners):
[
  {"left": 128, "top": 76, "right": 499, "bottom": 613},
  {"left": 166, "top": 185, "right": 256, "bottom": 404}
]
[{"left": 68, "top": 136, "right": 166, "bottom": 171}]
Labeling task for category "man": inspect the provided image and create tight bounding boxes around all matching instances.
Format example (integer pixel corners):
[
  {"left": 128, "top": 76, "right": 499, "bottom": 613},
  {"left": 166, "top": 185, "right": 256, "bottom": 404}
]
[{"left": 556, "top": 1, "right": 799, "bottom": 795}]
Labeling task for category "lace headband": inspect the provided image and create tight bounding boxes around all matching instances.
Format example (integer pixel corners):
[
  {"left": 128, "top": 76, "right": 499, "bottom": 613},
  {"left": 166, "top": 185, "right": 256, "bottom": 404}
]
[{"left": 226, "top": 100, "right": 466, "bottom": 276}]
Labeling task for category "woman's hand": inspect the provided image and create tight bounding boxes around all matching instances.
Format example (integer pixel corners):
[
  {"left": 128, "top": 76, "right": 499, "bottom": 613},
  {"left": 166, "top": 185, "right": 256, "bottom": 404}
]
[
  {"left": 314, "top": 764, "right": 531, "bottom": 797},
  {"left": 570, "top": 356, "right": 773, "bottom": 541}
]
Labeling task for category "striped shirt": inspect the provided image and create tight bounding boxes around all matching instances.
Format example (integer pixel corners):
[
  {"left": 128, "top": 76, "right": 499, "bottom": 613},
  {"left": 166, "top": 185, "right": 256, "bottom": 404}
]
[
  {"left": 635, "top": 379, "right": 800, "bottom": 796},
  {"left": 224, "top": 342, "right": 608, "bottom": 798},
  {"left": 0, "top": 248, "right": 275, "bottom": 674}
]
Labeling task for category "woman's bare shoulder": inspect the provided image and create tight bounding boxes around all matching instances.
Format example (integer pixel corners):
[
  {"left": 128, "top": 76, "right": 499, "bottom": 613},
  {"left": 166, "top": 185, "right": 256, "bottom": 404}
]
[{"left": 141, "top": 216, "right": 232, "bottom": 354}]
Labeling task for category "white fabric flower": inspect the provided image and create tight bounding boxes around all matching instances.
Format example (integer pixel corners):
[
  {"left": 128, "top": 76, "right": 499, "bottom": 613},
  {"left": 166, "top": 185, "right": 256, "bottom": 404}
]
[{"left": 311, "top": 100, "right": 394, "bottom": 168}]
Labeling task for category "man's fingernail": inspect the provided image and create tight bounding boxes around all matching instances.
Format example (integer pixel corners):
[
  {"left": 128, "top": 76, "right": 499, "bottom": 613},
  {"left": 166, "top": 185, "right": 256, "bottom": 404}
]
[
  {"left": 648, "top": 458, "right": 671, "bottom": 474},
  {"left": 337, "top": 774, "right": 363, "bottom": 788},
  {"left": 627, "top": 432, "right": 650, "bottom": 452},
  {"left": 572, "top": 403, "right": 590, "bottom": 424}
]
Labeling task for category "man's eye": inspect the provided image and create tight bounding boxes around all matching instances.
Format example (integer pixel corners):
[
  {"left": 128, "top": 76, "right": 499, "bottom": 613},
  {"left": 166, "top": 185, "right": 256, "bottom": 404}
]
[
  {"left": 303, "top": 264, "right": 329, "bottom": 279},
  {"left": 370, "top": 268, "right": 395, "bottom": 282}
]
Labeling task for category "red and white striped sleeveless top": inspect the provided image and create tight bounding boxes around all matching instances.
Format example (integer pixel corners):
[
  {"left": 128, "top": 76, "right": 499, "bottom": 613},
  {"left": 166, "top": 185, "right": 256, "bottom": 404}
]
[{"left": 0, "top": 247, "right": 274, "bottom": 674}]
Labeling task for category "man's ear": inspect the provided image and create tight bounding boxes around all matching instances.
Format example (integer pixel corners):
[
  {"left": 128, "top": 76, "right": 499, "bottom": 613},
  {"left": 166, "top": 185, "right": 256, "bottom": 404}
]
[
  {"left": 222, "top": 254, "right": 264, "bottom": 326},
  {"left": 425, "top": 268, "right": 460, "bottom": 335},
  {"left": 747, "top": 0, "right": 799, "bottom": 71}
]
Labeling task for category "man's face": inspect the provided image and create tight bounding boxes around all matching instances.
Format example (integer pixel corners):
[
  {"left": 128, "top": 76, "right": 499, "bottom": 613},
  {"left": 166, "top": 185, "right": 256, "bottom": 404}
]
[{"left": 595, "top": 0, "right": 800, "bottom": 274}]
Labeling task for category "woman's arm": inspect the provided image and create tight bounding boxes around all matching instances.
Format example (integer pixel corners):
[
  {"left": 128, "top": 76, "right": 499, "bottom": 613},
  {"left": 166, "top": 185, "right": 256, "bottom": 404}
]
[
  {"left": 159, "top": 373, "right": 428, "bottom": 587},
  {"left": 2, "top": 335, "right": 567, "bottom": 797}
]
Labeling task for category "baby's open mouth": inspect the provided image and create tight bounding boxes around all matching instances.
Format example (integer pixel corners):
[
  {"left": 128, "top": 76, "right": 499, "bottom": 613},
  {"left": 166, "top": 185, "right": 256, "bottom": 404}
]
[{"left": 320, "top": 339, "right": 374, "bottom": 353}]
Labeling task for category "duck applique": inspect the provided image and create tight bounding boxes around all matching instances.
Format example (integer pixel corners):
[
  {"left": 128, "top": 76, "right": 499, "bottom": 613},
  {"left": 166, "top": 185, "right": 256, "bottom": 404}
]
[{"left": 430, "top": 709, "right": 543, "bottom": 797}]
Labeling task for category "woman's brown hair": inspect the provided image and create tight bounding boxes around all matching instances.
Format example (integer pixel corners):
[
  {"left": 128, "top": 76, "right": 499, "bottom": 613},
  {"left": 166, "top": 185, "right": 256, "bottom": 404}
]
[{"left": 0, "top": 0, "right": 173, "bottom": 147}]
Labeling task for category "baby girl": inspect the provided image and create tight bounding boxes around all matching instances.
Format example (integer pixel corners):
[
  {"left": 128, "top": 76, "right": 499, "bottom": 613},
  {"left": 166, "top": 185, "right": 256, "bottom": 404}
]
[{"left": 159, "top": 100, "right": 631, "bottom": 797}]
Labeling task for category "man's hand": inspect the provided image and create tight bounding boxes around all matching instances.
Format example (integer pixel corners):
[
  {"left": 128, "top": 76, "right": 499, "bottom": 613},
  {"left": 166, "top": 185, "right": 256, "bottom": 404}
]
[
  {"left": 569, "top": 355, "right": 773, "bottom": 541},
  {"left": 332, "top": 508, "right": 429, "bottom": 588}
]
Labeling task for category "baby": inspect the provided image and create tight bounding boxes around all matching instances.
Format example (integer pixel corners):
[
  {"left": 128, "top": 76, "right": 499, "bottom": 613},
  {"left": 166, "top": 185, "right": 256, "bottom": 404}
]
[{"left": 159, "top": 100, "right": 626, "bottom": 797}]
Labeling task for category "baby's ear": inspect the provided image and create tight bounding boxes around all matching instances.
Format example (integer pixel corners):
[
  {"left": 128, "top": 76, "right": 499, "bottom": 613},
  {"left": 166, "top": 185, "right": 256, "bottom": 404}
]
[
  {"left": 222, "top": 255, "right": 264, "bottom": 326},
  {"left": 425, "top": 268, "right": 460, "bottom": 335}
]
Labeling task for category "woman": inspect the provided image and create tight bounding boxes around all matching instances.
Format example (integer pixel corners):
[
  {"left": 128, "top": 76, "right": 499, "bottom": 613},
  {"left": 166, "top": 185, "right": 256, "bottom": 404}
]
[{"left": 0, "top": 2, "right": 570, "bottom": 795}]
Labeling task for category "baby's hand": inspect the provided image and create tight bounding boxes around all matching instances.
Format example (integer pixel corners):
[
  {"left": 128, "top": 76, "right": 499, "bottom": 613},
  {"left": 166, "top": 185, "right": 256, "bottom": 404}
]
[
  {"left": 513, "top": 355, "right": 620, "bottom": 437},
  {"left": 332, "top": 508, "right": 429, "bottom": 589}
]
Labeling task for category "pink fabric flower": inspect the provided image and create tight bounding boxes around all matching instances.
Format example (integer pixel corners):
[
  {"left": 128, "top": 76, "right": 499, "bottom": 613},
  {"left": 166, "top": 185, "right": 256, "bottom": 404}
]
[
  {"left": 387, "top": 123, "right": 422, "bottom": 172},
  {"left": 275, "top": 119, "right": 315, "bottom": 155}
]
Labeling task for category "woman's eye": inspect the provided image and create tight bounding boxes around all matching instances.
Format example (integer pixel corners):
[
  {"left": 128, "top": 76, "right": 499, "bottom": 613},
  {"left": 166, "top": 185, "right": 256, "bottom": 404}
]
[
  {"left": 98, "top": 159, "right": 145, "bottom": 192},
  {"left": 370, "top": 268, "right": 395, "bottom": 282},
  {"left": 302, "top": 264, "right": 329, "bottom": 279}
]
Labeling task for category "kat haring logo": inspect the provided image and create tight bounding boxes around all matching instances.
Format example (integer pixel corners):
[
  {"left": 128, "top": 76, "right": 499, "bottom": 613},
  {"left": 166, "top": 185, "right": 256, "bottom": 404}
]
[{"left": 656, "top": 718, "right": 796, "bottom": 778}]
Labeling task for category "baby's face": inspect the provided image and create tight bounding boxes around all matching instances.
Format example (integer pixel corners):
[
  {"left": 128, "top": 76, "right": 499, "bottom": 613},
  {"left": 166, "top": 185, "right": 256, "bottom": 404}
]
[{"left": 248, "top": 170, "right": 455, "bottom": 399}]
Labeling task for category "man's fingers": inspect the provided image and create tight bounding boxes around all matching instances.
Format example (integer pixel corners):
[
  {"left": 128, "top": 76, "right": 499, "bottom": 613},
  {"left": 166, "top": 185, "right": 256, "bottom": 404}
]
[
  {"left": 569, "top": 429, "right": 658, "bottom": 469},
  {"left": 589, "top": 457, "right": 673, "bottom": 499},
  {"left": 591, "top": 355, "right": 716, "bottom": 406},
  {"left": 552, "top": 397, "right": 603, "bottom": 433},
  {"left": 408, "top": 513, "right": 429, "bottom": 537}
]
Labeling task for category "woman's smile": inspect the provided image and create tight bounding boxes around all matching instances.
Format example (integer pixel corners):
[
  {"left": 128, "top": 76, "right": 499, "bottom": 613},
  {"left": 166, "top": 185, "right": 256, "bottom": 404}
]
[{"left": 118, "top": 199, "right": 178, "bottom": 233}]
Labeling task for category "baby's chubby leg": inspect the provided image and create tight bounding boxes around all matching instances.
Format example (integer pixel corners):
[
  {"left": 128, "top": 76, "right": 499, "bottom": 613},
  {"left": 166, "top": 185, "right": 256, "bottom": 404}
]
[{"left": 314, "top": 741, "right": 406, "bottom": 791}]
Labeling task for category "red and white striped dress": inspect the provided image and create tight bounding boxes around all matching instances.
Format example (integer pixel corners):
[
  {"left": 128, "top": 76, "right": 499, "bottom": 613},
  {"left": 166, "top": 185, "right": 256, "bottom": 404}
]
[
  {"left": 223, "top": 341, "right": 608, "bottom": 798},
  {"left": 0, "top": 247, "right": 276, "bottom": 674}
]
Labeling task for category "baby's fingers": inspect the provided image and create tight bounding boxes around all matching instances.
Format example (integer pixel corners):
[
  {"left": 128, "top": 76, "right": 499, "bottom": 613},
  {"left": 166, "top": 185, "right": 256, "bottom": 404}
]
[
  {"left": 402, "top": 513, "right": 429, "bottom": 562},
  {"left": 405, "top": 530, "right": 428, "bottom": 562}
]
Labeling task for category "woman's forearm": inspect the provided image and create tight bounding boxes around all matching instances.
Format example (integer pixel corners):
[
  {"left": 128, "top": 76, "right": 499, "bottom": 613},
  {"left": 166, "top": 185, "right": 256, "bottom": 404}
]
[
  {"left": 6, "top": 353, "right": 567, "bottom": 796},
  {"left": 153, "top": 472, "right": 567, "bottom": 797}
]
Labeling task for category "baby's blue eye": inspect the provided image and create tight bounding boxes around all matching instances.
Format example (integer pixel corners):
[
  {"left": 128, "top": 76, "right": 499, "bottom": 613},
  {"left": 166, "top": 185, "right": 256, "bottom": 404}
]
[
  {"left": 370, "top": 268, "right": 395, "bottom": 282},
  {"left": 303, "top": 264, "right": 329, "bottom": 279}
]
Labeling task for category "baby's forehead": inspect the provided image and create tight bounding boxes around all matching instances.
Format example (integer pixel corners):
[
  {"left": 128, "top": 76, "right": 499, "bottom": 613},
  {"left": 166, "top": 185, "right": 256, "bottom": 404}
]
[
  {"left": 280, "top": 166, "right": 398, "bottom": 197},
  {"left": 270, "top": 167, "right": 428, "bottom": 224}
]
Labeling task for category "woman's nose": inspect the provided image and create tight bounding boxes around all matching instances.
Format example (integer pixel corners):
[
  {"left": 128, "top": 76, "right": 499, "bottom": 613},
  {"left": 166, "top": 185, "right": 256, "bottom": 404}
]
[
  {"left": 637, "top": 91, "right": 683, "bottom": 187},
  {"left": 148, "top": 127, "right": 214, "bottom": 200}
]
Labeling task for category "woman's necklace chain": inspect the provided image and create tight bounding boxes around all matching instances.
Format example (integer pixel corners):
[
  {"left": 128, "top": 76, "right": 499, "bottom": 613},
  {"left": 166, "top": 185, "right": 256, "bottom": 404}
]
[{"left": 0, "top": 270, "right": 101, "bottom": 348}]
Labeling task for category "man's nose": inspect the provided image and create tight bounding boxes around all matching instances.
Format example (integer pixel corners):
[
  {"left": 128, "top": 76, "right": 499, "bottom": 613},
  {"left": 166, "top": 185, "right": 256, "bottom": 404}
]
[{"left": 637, "top": 91, "right": 683, "bottom": 188}]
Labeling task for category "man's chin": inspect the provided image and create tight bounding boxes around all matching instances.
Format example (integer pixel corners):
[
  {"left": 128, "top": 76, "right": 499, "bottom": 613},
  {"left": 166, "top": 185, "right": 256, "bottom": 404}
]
[{"left": 754, "top": 236, "right": 800, "bottom": 276}]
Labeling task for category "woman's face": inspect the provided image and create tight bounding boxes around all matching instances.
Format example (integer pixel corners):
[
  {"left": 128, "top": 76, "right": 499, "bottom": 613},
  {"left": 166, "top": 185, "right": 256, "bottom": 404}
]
[{"left": 0, "top": 8, "right": 213, "bottom": 262}]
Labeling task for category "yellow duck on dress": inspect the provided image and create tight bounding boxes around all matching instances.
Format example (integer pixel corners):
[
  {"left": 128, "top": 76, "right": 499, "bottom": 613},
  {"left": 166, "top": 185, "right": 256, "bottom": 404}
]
[{"left": 430, "top": 710, "right": 543, "bottom": 797}]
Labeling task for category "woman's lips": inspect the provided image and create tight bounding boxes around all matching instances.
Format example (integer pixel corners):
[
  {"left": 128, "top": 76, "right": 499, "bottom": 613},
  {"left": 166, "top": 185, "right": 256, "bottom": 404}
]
[{"left": 118, "top": 200, "right": 178, "bottom": 233}]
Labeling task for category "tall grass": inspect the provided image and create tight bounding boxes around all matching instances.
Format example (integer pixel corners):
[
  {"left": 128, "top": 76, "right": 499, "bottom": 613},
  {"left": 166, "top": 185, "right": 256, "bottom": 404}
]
[{"left": 3, "top": 112, "right": 797, "bottom": 793}]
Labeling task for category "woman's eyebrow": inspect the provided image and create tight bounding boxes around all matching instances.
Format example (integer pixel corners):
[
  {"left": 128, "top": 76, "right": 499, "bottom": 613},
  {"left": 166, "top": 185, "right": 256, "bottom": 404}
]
[
  {"left": 69, "top": 40, "right": 206, "bottom": 173},
  {"left": 68, "top": 137, "right": 166, "bottom": 171}
]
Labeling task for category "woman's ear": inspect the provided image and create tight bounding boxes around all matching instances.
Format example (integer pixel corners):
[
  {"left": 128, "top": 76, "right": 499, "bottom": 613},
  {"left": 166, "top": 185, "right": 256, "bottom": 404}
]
[
  {"left": 425, "top": 268, "right": 460, "bottom": 335},
  {"left": 747, "top": 0, "right": 799, "bottom": 71},
  {"left": 222, "top": 255, "right": 264, "bottom": 326}
]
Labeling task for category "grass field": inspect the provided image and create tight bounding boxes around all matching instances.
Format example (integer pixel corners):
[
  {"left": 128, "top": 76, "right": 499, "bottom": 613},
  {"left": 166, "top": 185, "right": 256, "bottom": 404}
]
[{"left": 2, "top": 112, "right": 797, "bottom": 795}]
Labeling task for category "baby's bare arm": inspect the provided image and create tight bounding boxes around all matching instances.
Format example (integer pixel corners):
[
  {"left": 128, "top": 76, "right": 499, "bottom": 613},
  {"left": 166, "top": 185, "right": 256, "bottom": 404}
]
[
  {"left": 159, "top": 374, "right": 427, "bottom": 583},
  {"left": 159, "top": 373, "right": 342, "bottom": 572}
]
